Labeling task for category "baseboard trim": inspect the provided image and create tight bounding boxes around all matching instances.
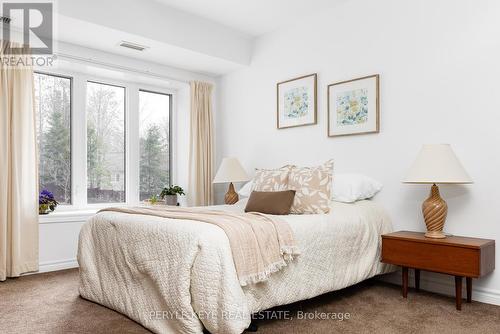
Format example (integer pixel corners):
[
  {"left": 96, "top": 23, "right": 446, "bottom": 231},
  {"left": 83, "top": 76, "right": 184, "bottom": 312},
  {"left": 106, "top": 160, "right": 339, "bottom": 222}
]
[
  {"left": 380, "top": 271, "right": 500, "bottom": 306},
  {"left": 38, "top": 259, "right": 79, "bottom": 273}
]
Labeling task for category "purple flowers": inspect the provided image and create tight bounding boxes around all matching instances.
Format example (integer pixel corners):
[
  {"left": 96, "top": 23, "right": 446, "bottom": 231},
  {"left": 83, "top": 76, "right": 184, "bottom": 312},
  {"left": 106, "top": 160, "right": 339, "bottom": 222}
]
[{"left": 39, "top": 189, "right": 58, "bottom": 209}]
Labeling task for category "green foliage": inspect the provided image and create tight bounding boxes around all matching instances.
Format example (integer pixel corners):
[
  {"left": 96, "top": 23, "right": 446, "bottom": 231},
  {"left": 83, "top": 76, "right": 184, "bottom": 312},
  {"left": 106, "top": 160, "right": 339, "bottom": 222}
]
[
  {"left": 149, "top": 194, "right": 159, "bottom": 204},
  {"left": 160, "top": 185, "right": 185, "bottom": 198},
  {"left": 87, "top": 122, "right": 110, "bottom": 189},
  {"left": 85, "top": 84, "right": 125, "bottom": 203},
  {"left": 37, "top": 73, "right": 71, "bottom": 204},
  {"left": 40, "top": 110, "right": 71, "bottom": 201},
  {"left": 140, "top": 124, "right": 169, "bottom": 199}
]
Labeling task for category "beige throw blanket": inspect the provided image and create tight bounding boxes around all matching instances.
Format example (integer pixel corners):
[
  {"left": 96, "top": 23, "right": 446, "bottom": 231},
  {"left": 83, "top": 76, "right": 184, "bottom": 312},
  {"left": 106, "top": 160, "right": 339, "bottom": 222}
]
[{"left": 99, "top": 206, "right": 299, "bottom": 286}]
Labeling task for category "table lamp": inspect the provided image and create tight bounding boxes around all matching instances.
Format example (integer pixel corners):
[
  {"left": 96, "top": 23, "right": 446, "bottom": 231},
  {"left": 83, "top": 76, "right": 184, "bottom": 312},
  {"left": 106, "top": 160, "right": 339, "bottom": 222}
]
[
  {"left": 403, "top": 144, "right": 472, "bottom": 238},
  {"left": 213, "top": 157, "right": 250, "bottom": 204}
]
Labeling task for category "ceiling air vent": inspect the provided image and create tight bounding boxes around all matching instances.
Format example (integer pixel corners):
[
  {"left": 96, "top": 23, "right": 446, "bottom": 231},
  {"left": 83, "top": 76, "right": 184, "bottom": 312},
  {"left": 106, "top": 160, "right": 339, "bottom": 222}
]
[
  {"left": 1, "top": 16, "right": 11, "bottom": 24},
  {"left": 119, "top": 41, "right": 148, "bottom": 52}
]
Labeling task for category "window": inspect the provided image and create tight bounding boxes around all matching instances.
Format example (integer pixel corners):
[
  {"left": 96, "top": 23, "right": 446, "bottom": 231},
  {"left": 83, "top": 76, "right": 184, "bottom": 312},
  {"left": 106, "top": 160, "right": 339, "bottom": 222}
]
[
  {"left": 86, "top": 82, "right": 126, "bottom": 203},
  {"left": 35, "top": 68, "right": 174, "bottom": 211},
  {"left": 139, "top": 90, "right": 171, "bottom": 200},
  {"left": 34, "top": 72, "right": 72, "bottom": 204}
]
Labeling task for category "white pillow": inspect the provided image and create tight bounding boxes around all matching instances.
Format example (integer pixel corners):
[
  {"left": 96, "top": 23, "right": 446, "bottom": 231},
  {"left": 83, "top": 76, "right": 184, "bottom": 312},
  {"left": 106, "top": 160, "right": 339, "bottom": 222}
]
[
  {"left": 238, "top": 181, "right": 253, "bottom": 197},
  {"left": 240, "top": 173, "right": 382, "bottom": 203},
  {"left": 234, "top": 197, "right": 249, "bottom": 207},
  {"left": 331, "top": 173, "right": 382, "bottom": 203}
]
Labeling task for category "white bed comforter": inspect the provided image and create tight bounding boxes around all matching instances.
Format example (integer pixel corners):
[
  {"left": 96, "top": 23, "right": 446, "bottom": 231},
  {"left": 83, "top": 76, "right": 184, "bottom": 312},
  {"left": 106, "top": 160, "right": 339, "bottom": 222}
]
[{"left": 77, "top": 200, "right": 393, "bottom": 334}]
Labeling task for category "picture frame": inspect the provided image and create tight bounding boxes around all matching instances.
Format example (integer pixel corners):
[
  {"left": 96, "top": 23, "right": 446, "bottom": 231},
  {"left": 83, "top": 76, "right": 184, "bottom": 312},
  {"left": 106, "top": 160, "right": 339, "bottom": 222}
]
[
  {"left": 277, "top": 73, "right": 317, "bottom": 129},
  {"left": 327, "top": 74, "right": 379, "bottom": 137}
]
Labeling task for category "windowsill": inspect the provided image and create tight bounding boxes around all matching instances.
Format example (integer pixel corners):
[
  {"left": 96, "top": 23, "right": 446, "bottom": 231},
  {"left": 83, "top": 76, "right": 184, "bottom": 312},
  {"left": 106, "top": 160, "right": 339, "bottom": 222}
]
[
  {"left": 38, "top": 201, "right": 145, "bottom": 224},
  {"left": 38, "top": 209, "right": 98, "bottom": 224}
]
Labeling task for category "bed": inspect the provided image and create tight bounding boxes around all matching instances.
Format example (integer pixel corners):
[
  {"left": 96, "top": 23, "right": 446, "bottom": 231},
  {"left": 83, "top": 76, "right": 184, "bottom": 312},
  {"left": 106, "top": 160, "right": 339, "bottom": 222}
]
[{"left": 77, "top": 199, "right": 394, "bottom": 334}]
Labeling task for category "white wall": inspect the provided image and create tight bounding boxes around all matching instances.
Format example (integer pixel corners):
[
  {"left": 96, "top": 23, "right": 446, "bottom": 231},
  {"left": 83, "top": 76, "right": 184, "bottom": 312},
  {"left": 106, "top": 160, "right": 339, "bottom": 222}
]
[
  {"left": 217, "top": 0, "right": 500, "bottom": 304},
  {"left": 39, "top": 216, "right": 88, "bottom": 272}
]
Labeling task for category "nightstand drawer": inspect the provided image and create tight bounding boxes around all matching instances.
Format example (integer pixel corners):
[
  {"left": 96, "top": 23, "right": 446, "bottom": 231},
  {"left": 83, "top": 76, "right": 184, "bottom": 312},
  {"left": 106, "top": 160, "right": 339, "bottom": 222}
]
[
  {"left": 382, "top": 238, "right": 480, "bottom": 277},
  {"left": 382, "top": 231, "right": 495, "bottom": 278}
]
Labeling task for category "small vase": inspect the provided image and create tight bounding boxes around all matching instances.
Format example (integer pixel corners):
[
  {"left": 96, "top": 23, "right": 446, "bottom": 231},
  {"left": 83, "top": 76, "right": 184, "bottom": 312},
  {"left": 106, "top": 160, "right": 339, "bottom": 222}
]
[
  {"left": 39, "top": 204, "right": 50, "bottom": 215},
  {"left": 165, "top": 195, "right": 177, "bottom": 206}
]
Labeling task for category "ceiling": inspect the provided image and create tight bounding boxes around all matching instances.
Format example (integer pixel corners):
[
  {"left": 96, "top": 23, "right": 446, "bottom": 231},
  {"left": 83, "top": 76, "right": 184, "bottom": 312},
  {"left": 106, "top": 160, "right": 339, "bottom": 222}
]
[
  {"left": 55, "top": 15, "right": 246, "bottom": 77},
  {"left": 152, "top": 0, "right": 339, "bottom": 36},
  {"left": 2, "top": 0, "right": 343, "bottom": 76}
]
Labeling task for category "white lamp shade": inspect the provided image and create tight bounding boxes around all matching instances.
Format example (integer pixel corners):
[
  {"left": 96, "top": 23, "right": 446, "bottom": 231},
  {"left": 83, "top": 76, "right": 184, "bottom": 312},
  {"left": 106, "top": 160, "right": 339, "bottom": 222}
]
[
  {"left": 403, "top": 144, "right": 473, "bottom": 184},
  {"left": 213, "top": 157, "right": 250, "bottom": 184}
]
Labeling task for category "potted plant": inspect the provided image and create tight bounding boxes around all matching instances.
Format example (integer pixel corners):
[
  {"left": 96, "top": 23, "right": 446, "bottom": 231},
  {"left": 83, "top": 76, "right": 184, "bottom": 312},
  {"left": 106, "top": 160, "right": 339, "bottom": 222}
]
[
  {"left": 39, "top": 189, "right": 58, "bottom": 215},
  {"left": 160, "top": 185, "right": 185, "bottom": 206},
  {"left": 149, "top": 194, "right": 159, "bottom": 205}
]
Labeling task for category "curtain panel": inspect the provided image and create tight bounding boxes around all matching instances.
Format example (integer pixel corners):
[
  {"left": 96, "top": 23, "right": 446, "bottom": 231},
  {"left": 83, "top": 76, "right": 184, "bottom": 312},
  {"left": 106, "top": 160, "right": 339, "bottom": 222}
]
[
  {"left": 0, "top": 41, "right": 39, "bottom": 281},
  {"left": 188, "top": 81, "right": 214, "bottom": 206}
]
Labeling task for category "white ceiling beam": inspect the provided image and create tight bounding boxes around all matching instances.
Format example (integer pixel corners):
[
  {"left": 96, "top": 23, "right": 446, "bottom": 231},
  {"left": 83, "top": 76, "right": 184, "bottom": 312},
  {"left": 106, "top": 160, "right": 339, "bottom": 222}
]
[{"left": 56, "top": 0, "right": 253, "bottom": 66}]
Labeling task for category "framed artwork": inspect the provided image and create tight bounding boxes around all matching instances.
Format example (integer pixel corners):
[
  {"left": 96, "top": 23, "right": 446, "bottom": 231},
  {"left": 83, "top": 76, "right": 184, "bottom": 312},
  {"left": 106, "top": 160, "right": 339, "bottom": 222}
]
[
  {"left": 327, "top": 74, "right": 379, "bottom": 137},
  {"left": 277, "top": 73, "right": 317, "bottom": 129}
]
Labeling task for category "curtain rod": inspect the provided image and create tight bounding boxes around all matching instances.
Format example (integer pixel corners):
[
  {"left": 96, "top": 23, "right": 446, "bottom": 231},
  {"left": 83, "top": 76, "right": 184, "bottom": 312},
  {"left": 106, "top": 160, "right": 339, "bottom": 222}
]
[{"left": 55, "top": 52, "right": 190, "bottom": 84}]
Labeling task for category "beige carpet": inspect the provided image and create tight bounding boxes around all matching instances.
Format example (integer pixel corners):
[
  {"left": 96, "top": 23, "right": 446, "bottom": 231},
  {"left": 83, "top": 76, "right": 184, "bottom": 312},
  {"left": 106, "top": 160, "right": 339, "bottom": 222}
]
[{"left": 1, "top": 269, "right": 499, "bottom": 334}]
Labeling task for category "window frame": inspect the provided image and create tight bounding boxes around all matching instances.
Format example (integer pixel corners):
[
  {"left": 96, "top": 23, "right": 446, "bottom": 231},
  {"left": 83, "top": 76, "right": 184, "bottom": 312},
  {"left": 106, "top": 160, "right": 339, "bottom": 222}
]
[
  {"left": 34, "top": 68, "right": 176, "bottom": 212},
  {"left": 138, "top": 88, "right": 173, "bottom": 200},
  {"left": 34, "top": 70, "right": 74, "bottom": 206},
  {"left": 85, "top": 80, "right": 127, "bottom": 205}
]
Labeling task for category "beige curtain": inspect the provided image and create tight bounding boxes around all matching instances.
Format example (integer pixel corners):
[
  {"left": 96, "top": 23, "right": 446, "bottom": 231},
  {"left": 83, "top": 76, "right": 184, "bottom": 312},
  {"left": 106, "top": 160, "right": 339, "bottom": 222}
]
[
  {"left": 188, "top": 81, "right": 214, "bottom": 206},
  {"left": 0, "top": 41, "right": 39, "bottom": 281}
]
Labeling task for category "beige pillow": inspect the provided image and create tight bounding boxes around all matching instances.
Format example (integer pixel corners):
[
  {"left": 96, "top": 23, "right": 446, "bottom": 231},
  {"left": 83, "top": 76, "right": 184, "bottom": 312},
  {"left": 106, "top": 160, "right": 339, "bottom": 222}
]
[
  {"left": 288, "top": 160, "right": 333, "bottom": 214},
  {"left": 252, "top": 166, "right": 291, "bottom": 192}
]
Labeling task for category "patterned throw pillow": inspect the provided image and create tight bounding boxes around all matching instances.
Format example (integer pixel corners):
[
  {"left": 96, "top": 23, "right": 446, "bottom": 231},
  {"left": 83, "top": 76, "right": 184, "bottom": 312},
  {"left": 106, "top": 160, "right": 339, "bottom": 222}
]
[
  {"left": 288, "top": 160, "right": 333, "bottom": 214},
  {"left": 252, "top": 166, "right": 291, "bottom": 192}
]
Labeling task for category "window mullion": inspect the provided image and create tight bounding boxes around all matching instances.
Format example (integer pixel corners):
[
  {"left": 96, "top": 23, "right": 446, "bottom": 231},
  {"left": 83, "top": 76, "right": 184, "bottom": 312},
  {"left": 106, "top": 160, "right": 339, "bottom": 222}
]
[
  {"left": 71, "top": 74, "right": 87, "bottom": 209},
  {"left": 127, "top": 84, "right": 140, "bottom": 205}
]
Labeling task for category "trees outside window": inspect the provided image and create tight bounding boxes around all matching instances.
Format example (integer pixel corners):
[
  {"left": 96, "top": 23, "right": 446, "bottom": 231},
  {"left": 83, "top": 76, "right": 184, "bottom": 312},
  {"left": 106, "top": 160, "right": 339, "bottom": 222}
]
[
  {"left": 139, "top": 91, "right": 171, "bottom": 200},
  {"left": 86, "top": 82, "right": 125, "bottom": 203},
  {"left": 34, "top": 73, "right": 72, "bottom": 204},
  {"left": 35, "top": 71, "right": 173, "bottom": 209}
]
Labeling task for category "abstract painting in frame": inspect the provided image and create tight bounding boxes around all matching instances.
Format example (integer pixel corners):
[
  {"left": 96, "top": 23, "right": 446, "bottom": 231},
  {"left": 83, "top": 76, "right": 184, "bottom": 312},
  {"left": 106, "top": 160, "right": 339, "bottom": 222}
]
[
  {"left": 327, "top": 74, "right": 379, "bottom": 137},
  {"left": 277, "top": 73, "right": 317, "bottom": 129}
]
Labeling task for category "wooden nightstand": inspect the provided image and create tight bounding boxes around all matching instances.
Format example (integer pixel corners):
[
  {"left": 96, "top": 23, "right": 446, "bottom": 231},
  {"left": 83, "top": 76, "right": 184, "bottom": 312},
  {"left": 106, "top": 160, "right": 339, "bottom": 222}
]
[{"left": 381, "top": 231, "right": 495, "bottom": 310}]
